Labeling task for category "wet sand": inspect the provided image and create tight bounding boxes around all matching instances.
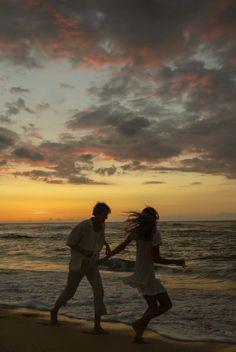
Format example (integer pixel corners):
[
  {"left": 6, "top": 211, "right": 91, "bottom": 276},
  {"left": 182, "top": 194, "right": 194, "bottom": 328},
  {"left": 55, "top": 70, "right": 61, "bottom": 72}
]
[{"left": 0, "top": 306, "right": 235, "bottom": 352}]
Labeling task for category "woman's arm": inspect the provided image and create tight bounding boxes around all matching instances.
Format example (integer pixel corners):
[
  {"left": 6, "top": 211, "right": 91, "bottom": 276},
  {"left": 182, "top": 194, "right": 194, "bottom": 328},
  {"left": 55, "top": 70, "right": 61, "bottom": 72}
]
[
  {"left": 98, "top": 234, "right": 133, "bottom": 264},
  {"left": 153, "top": 245, "right": 185, "bottom": 267}
]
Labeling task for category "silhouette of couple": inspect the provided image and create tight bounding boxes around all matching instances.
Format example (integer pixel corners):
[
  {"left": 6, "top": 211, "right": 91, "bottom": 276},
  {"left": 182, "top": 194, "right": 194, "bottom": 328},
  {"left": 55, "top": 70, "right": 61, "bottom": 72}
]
[{"left": 51, "top": 202, "right": 185, "bottom": 343}]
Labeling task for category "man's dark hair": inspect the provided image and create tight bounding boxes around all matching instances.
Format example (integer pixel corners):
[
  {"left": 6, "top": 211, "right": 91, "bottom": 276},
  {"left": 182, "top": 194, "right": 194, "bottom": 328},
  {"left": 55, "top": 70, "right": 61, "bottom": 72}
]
[{"left": 92, "top": 202, "right": 111, "bottom": 216}]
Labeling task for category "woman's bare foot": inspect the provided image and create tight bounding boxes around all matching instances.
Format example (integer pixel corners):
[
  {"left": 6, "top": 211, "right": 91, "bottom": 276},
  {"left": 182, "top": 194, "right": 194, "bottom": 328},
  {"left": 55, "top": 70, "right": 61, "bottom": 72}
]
[
  {"left": 50, "top": 309, "right": 58, "bottom": 325},
  {"left": 131, "top": 320, "right": 144, "bottom": 343},
  {"left": 133, "top": 337, "right": 150, "bottom": 344},
  {"left": 133, "top": 336, "right": 143, "bottom": 344},
  {"left": 93, "top": 326, "right": 109, "bottom": 334}
]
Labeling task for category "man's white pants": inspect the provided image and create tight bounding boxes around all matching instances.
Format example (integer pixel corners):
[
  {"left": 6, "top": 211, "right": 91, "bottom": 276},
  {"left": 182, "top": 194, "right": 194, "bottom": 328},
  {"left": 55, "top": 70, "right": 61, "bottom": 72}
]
[{"left": 56, "top": 264, "right": 107, "bottom": 316}]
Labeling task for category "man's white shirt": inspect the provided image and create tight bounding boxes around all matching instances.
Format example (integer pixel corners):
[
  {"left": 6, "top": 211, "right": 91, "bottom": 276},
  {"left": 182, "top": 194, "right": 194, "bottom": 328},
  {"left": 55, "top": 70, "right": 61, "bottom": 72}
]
[{"left": 66, "top": 219, "right": 105, "bottom": 272}]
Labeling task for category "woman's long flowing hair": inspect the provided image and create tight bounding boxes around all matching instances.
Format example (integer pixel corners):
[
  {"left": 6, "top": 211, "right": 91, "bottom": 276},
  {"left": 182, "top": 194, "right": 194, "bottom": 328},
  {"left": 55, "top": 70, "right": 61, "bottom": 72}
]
[{"left": 125, "top": 207, "right": 159, "bottom": 241}]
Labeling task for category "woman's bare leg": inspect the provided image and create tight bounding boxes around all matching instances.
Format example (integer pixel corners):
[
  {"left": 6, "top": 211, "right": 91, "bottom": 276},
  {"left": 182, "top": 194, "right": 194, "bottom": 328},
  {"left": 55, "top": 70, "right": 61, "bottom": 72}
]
[{"left": 132, "top": 292, "right": 172, "bottom": 343}]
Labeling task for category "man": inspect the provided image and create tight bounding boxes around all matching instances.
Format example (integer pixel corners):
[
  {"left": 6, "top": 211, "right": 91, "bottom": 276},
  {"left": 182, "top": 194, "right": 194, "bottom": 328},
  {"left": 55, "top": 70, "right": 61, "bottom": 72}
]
[{"left": 50, "top": 202, "right": 111, "bottom": 333}]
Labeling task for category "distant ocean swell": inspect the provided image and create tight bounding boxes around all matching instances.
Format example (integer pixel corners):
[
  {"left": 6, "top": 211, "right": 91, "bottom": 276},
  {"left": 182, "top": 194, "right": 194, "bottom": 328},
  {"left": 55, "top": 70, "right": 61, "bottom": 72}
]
[
  {"left": 0, "top": 221, "right": 235, "bottom": 343},
  {"left": 0, "top": 234, "right": 35, "bottom": 239}
]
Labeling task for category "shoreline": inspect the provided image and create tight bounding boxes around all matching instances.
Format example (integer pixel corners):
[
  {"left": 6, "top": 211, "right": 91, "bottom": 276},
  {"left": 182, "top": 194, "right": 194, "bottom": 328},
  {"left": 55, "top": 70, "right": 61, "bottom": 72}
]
[
  {"left": 1, "top": 303, "right": 235, "bottom": 345},
  {"left": 0, "top": 305, "right": 235, "bottom": 352}
]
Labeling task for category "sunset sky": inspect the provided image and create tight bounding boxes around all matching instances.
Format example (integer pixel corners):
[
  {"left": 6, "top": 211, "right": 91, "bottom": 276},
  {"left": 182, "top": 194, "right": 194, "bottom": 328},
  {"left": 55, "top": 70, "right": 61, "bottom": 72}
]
[{"left": 0, "top": 0, "right": 236, "bottom": 221}]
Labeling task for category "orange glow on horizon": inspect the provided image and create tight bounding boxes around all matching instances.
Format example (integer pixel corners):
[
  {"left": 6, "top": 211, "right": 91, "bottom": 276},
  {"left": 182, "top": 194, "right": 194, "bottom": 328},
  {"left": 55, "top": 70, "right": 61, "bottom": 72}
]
[{"left": 1, "top": 173, "right": 236, "bottom": 222}]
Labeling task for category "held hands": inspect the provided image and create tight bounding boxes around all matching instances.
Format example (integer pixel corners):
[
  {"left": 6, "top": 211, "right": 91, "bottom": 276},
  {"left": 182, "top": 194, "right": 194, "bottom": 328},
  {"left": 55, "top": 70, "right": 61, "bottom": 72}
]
[
  {"left": 105, "top": 243, "right": 112, "bottom": 256},
  {"left": 96, "top": 242, "right": 111, "bottom": 266}
]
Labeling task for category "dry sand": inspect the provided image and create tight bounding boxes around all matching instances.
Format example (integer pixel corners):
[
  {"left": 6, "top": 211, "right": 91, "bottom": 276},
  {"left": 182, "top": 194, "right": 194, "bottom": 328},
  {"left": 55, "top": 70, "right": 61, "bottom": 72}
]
[{"left": 0, "top": 306, "right": 235, "bottom": 352}]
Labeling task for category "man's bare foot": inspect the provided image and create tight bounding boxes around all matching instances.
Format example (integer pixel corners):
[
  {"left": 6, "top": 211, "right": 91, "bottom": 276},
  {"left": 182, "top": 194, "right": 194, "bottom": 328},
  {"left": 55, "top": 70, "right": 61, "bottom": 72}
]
[
  {"left": 50, "top": 309, "right": 58, "bottom": 325},
  {"left": 131, "top": 320, "right": 144, "bottom": 343},
  {"left": 133, "top": 337, "right": 149, "bottom": 344},
  {"left": 93, "top": 326, "right": 109, "bottom": 334}
]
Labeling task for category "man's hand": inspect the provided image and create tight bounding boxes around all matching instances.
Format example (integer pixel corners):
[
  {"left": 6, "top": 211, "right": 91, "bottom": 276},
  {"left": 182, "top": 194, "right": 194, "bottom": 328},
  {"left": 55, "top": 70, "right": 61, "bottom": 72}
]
[
  {"left": 85, "top": 249, "right": 93, "bottom": 257},
  {"left": 176, "top": 259, "right": 186, "bottom": 267},
  {"left": 104, "top": 242, "right": 111, "bottom": 256}
]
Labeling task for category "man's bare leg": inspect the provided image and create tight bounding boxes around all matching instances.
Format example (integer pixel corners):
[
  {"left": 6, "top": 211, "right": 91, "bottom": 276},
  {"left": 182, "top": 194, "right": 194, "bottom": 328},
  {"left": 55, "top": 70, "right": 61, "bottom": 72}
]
[
  {"left": 86, "top": 266, "right": 108, "bottom": 334},
  {"left": 93, "top": 314, "right": 108, "bottom": 334},
  {"left": 50, "top": 271, "right": 83, "bottom": 325},
  {"left": 50, "top": 308, "right": 58, "bottom": 324},
  {"left": 50, "top": 301, "right": 62, "bottom": 325}
]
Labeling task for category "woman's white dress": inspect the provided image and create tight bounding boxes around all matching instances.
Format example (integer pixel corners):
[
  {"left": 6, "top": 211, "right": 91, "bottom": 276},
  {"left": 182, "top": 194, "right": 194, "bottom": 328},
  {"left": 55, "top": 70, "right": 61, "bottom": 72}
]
[{"left": 123, "top": 231, "right": 166, "bottom": 295}]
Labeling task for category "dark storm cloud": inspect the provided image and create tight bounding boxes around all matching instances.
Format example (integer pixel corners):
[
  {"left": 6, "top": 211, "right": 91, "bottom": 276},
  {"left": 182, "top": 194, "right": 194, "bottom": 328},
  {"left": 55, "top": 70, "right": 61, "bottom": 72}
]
[
  {"left": 1, "top": 0, "right": 236, "bottom": 181},
  {"left": 157, "top": 60, "right": 236, "bottom": 109},
  {"left": 83, "top": 131, "right": 180, "bottom": 163},
  {"left": 178, "top": 157, "right": 236, "bottom": 180},
  {"left": 0, "top": 116, "right": 13, "bottom": 124},
  {"left": 21, "top": 123, "right": 42, "bottom": 140},
  {"left": 14, "top": 166, "right": 108, "bottom": 185},
  {"left": 121, "top": 161, "right": 151, "bottom": 172},
  {"left": 143, "top": 181, "right": 166, "bottom": 185},
  {"left": 118, "top": 116, "right": 150, "bottom": 137},
  {"left": 14, "top": 169, "right": 52, "bottom": 178},
  {"left": 68, "top": 175, "right": 108, "bottom": 185},
  {"left": 5, "top": 98, "right": 34, "bottom": 116},
  {"left": 13, "top": 169, "right": 66, "bottom": 184},
  {"left": 13, "top": 147, "right": 44, "bottom": 161},
  {"left": 67, "top": 99, "right": 183, "bottom": 161},
  {"left": 60, "top": 83, "right": 75, "bottom": 89},
  {"left": 67, "top": 103, "right": 152, "bottom": 137},
  {"left": 0, "top": 0, "right": 235, "bottom": 67},
  {"left": 5, "top": 55, "right": 235, "bottom": 181},
  {"left": 67, "top": 101, "right": 236, "bottom": 178},
  {"left": 76, "top": 154, "right": 94, "bottom": 163},
  {"left": 36, "top": 103, "right": 51, "bottom": 112},
  {"left": 14, "top": 169, "right": 65, "bottom": 185},
  {"left": 198, "top": 0, "right": 236, "bottom": 67},
  {"left": 66, "top": 49, "right": 236, "bottom": 178},
  {"left": 95, "top": 165, "right": 117, "bottom": 176},
  {"left": 11, "top": 140, "right": 109, "bottom": 185},
  {"left": 142, "top": 181, "right": 166, "bottom": 185},
  {"left": 14, "top": 142, "right": 108, "bottom": 184},
  {"left": 88, "top": 70, "right": 140, "bottom": 102},
  {"left": 0, "top": 127, "right": 18, "bottom": 150},
  {"left": 10, "top": 86, "right": 30, "bottom": 94}
]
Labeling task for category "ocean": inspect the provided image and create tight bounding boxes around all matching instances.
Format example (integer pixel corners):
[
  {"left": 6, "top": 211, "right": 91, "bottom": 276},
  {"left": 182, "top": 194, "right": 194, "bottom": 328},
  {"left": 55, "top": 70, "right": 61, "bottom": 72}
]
[{"left": 0, "top": 221, "right": 235, "bottom": 343}]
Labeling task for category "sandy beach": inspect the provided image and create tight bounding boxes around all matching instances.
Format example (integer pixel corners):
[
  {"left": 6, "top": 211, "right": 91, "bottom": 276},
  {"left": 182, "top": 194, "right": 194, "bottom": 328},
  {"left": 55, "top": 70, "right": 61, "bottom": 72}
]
[{"left": 0, "top": 306, "right": 235, "bottom": 352}]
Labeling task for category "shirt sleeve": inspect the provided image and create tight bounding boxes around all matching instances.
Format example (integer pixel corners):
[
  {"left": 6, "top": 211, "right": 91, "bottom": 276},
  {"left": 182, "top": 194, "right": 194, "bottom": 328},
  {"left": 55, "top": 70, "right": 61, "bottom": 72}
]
[
  {"left": 102, "top": 223, "right": 105, "bottom": 243},
  {"left": 152, "top": 231, "right": 162, "bottom": 247},
  {"left": 66, "top": 223, "right": 84, "bottom": 246}
]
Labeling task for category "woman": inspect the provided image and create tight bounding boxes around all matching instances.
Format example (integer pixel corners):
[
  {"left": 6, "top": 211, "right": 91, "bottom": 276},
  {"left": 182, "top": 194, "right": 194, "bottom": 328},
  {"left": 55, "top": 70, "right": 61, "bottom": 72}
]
[{"left": 99, "top": 207, "right": 185, "bottom": 343}]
